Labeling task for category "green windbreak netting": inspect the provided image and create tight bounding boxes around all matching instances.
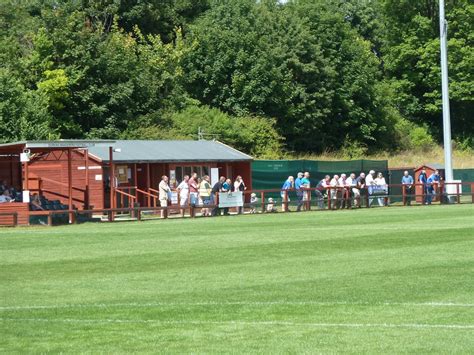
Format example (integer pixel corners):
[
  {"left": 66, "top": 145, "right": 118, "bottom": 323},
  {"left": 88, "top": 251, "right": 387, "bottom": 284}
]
[
  {"left": 454, "top": 169, "right": 474, "bottom": 193},
  {"left": 252, "top": 159, "right": 389, "bottom": 191}
]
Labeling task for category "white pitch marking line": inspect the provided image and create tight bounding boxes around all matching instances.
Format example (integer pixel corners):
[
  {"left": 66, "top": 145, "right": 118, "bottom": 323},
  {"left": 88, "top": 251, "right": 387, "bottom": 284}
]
[
  {"left": 0, "top": 318, "right": 473, "bottom": 330},
  {"left": 0, "top": 301, "right": 473, "bottom": 311}
]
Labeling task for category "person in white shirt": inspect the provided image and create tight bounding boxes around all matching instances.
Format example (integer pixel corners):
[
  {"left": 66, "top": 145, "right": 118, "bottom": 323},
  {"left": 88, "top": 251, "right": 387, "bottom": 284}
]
[
  {"left": 344, "top": 173, "right": 355, "bottom": 208},
  {"left": 177, "top": 175, "right": 190, "bottom": 217},
  {"left": 365, "top": 170, "right": 376, "bottom": 207},
  {"left": 374, "top": 172, "right": 388, "bottom": 206},
  {"left": 329, "top": 175, "right": 340, "bottom": 209},
  {"left": 0, "top": 190, "right": 12, "bottom": 203},
  {"left": 338, "top": 173, "right": 348, "bottom": 208}
]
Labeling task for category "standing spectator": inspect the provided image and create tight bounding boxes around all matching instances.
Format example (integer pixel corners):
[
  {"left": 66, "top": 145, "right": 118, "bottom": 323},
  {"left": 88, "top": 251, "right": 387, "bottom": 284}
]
[
  {"left": 199, "top": 175, "right": 212, "bottom": 216},
  {"left": 329, "top": 175, "right": 340, "bottom": 209},
  {"left": 375, "top": 172, "right": 388, "bottom": 206},
  {"left": 338, "top": 174, "right": 348, "bottom": 208},
  {"left": 426, "top": 170, "right": 440, "bottom": 205},
  {"left": 295, "top": 172, "right": 304, "bottom": 212},
  {"left": 301, "top": 172, "right": 311, "bottom": 210},
  {"left": 221, "top": 178, "right": 232, "bottom": 215},
  {"left": 249, "top": 193, "right": 258, "bottom": 214},
  {"left": 366, "top": 170, "right": 376, "bottom": 207},
  {"left": 234, "top": 175, "right": 247, "bottom": 214},
  {"left": 188, "top": 173, "right": 199, "bottom": 207},
  {"left": 211, "top": 176, "right": 226, "bottom": 216},
  {"left": 177, "top": 175, "right": 189, "bottom": 217},
  {"left": 345, "top": 173, "right": 356, "bottom": 208},
  {"left": 401, "top": 171, "right": 414, "bottom": 206},
  {"left": 280, "top": 176, "right": 294, "bottom": 212},
  {"left": 158, "top": 175, "right": 171, "bottom": 218},
  {"left": 316, "top": 175, "right": 330, "bottom": 209},
  {"left": 418, "top": 169, "right": 428, "bottom": 204},
  {"left": 353, "top": 172, "right": 366, "bottom": 207}
]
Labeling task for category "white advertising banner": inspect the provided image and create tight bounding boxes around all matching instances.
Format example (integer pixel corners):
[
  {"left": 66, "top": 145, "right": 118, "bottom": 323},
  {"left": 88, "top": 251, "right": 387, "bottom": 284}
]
[{"left": 218, "top": 191, "right": 243, "bottom": 208}]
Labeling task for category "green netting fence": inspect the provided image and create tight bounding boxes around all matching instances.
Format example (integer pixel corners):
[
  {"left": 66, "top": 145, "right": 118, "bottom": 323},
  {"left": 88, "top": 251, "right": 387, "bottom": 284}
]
[
  {"left": 454, "top": 169, "right": 474, "bottom": 194},
  {"left": 252, "top": 159, "right": 389, "bottom": 192},
  {"left": 252, "top": 161, "right": 473, "bottom": 205}
]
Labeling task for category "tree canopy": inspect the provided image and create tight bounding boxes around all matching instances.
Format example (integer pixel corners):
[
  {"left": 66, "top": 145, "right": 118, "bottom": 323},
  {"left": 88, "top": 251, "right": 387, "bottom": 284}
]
[{"left": 0, "top": 0, "right": 472, "bottom": 156}]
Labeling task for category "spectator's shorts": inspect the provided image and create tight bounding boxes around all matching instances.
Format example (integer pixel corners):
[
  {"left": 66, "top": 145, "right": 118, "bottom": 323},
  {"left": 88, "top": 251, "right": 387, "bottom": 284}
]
[
  {"left": 179, "top": 195, "right": 188, "bottom": 207},
  {"left": 202, "top": 196, "right": 211, "bottom": 205},
  {"left": 280, "top": 192, "right": 290, "bottom": 202},
  {"left": 190, "top": 192, "right": 198, "bottom": 206},
  {"left": 160, "top": 199, "right": 168, "bottom": 207},
  {"left": 352, "top": 188, "right": 360, "bottom": 197}
]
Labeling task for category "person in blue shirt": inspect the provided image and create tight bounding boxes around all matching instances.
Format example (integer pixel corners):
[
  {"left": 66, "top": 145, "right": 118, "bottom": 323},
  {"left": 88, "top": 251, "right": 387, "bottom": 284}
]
[
  {"left": 426, "top": 170, "right": 440, "bottom": 204},
  {"left": 281, "top": 176, "right": 294, "bottom": 212},
  {"left": 401, "top": 171, "right": 414, "bottom": 206},
  {"left": 294, "top": 172, "right": 304, "bottom": 212},
  {"left": 418, "top": 169, "right": 428, "bottom": 204}
]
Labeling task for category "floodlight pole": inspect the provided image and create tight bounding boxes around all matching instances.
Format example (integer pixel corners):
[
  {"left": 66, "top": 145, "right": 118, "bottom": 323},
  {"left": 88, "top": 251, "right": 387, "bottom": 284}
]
[{"left": 439, "top": 0, "right": 454, "bottom": 184}]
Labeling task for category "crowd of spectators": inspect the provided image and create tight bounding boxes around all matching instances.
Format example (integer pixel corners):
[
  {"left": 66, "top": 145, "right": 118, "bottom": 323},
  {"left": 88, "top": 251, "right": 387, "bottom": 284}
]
[
  {"left": 280, "top": 170, "right": 389, "bottom": 210},
  {"left": 158, "top": 174, "right": 248, "bottom": 218},
  {"left": 0, "top": 181, "right": 21, "bottom": 203}
]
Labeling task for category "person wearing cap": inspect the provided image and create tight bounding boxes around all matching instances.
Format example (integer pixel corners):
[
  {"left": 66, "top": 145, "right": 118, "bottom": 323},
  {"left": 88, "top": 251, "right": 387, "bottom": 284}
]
[{"left": 294, "top": 172, "right": 304, "bottom": 211}]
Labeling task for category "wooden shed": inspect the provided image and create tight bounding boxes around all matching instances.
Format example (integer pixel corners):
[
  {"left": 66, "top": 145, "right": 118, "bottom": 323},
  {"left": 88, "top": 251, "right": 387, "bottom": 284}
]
[
  {"left": 414, "top": 164, "right": 445, "bottom": 203},
  {"left": 0, "top": 140, "right": 253, "bottom": 225}
]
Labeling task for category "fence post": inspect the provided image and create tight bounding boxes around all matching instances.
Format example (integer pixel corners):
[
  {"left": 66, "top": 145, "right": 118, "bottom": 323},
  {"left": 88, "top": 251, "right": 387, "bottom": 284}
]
[
  {"left": 261, "top": 192, "right": 265, "bottom": 213},
  {"left": 48, "top": 214, "right": 53, "bottom": 226},
  {"left": 328, "top": 188, "right": 332, "bottom": 210},
  {"left": 365, "top": 189, "right": 369, "bottom": 208},
  {"left": 284, "top": 190, "right": 288, "bottom": 212},
  {"left": 13, "top": 212, "right": 17, "bottom": 227},
  {"left": 456, "top": 183, "right": 460, "bottom": 204}
]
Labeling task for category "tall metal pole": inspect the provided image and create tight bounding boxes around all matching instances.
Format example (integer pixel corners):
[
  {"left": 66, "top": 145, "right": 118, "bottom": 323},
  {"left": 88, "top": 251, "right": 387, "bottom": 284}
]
[{"left": 439, "top": 0, "right": 453, "bottom": 183}]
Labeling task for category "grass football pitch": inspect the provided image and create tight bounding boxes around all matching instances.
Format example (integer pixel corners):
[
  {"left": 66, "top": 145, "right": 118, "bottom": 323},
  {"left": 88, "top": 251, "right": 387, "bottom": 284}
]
[{"left": 1, "top": 204, "right": 473, "bottom": 353}]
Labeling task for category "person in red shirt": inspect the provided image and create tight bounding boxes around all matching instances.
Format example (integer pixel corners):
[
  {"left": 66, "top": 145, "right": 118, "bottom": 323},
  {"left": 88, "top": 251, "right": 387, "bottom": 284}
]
[{"left": 188, "top": 172, "right": 199, "bottom": 207}]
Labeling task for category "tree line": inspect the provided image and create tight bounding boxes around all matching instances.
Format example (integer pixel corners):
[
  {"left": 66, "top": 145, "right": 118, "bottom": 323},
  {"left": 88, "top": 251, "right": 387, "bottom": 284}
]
[{"left": 0, "top": 0, "right": 472, "bottom": 157}]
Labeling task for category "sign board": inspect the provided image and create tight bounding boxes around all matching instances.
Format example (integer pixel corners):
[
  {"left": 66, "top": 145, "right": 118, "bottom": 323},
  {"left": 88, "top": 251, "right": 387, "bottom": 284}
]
[
  {"left": 218, "top": 191, "right": 243, "bottom": 208},
  {"left": 22, "top": 190, "right": 30, "bottom": 203}
]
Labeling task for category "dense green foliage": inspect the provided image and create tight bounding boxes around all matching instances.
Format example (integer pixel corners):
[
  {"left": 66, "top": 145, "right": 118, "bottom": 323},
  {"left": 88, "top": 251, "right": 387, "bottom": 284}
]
[
  {"left": 0, "top": 0, "right": 472, "bottom": 155},
  {"left": 1, "top": 205, "right": 473, "bottom": 352}
]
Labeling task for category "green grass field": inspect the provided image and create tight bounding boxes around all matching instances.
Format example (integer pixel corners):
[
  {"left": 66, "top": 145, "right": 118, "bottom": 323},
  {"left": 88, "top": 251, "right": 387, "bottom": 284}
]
[{"left": 1, "top": 205, "right": 473, "bottom": 353}]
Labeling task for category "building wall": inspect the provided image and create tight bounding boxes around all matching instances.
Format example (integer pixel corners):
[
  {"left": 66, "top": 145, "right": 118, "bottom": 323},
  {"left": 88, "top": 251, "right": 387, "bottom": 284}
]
[
  {"left": 0, "top": 155, "right": 21, "bottom": 189},
  {"left": 28, "top": 149, "right": 104, "bottom": 209}
]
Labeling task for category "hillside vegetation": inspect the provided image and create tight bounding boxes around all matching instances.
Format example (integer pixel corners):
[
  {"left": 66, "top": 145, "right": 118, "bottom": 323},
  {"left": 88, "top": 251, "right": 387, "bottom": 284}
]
[{"left": 0, "top": 0, "right": 472, "bottom": 157}]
